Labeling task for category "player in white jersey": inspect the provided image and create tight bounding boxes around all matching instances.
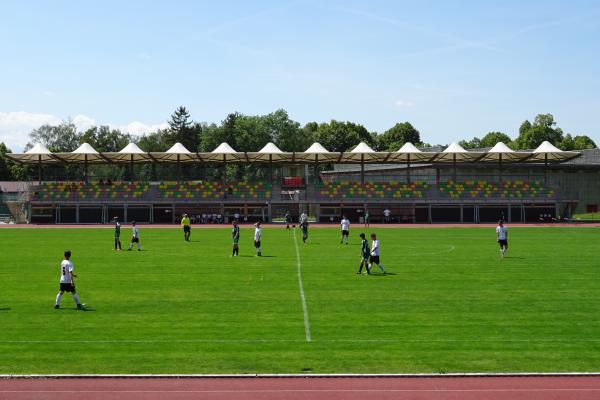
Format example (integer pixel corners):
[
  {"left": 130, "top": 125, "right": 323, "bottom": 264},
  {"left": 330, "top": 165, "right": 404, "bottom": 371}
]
[
  {"left": 55, "top": 250, "right": 86, "bottom": 310},
  {"left": 254, "top": 222, "right": 262, "bottom": 256},
  {"left": 496, "top": 220, "right": 508, "bottom": 258},
  {"left": 368, "top": 233, "right": 386, "bottom": 274},
  {"left": 340, "top": 216, "right": 350, "bottom": 244},
  {"left": 128, "top": 221, "right": 141, "bottom": 251}
]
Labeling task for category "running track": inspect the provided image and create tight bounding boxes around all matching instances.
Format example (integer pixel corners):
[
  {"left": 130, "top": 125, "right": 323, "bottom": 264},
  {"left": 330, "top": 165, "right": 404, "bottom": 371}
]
[
  {"left": 2, "top": 376, "right": 600, "bottom": 399},
  {"left": 1, "top": 222, "right": 599, "bottom": 229}
]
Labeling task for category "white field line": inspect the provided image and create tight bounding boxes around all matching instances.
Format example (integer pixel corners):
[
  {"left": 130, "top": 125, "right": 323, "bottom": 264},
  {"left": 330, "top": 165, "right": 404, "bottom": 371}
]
[
  {"left": 293, "top": 228, "right": 312, "bottom": 342},
  {"left": 2, "top": 338, "right": 600, "bottom": 344}
]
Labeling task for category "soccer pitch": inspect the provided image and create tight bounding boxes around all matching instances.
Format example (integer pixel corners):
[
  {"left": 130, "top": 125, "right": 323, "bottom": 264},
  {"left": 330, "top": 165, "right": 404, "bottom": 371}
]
[{"left": 0, "top": 226, "right": 599, "bottom": 374}]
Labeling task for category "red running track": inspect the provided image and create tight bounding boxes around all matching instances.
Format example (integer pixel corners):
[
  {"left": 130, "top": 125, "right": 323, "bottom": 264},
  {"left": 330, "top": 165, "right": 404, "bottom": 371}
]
[{"left": 1, "top": 376, "right": 600, "bottom": 400}]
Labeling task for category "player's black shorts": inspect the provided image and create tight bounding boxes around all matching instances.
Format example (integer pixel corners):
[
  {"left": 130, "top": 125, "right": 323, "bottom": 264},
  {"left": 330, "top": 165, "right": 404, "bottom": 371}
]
[
  {"left": 498, "top": 239, "right": 508, "bottom": 248},
  {"left": 131, "top": 237, "right": 139, "bottom": 243},
  {"left": 369, "top": 255, "right": 380, "bottom": 264},
  {"left": 342, "top": 230, "right": 349, "bottom": 236},
  {"left": 254, "top": 240, "right": 261, "bottom": 248},
  {"left": 59, "top": 283, "right": 75, "bottom": 292},
  {"left": 183, "top": 226, "right": 191, "bottom": 233}
]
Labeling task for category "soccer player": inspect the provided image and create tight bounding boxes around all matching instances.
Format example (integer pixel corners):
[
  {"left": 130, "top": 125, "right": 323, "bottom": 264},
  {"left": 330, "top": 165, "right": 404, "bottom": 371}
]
[
  {"left": 113, "top": 216, "right": 122, "bottom": 250},
  {"left": 340, "top": 215, "right": 350, "bottom": 245},
  {"left": 496, "top": 219, "right": 508, "bottom": 258},
  {"left": 284, "top": 211, "right": 291, "bottom": 229},
  {"left": 357, "top": 233, "right": 370, "bottom": 275},
  {"left": 368, "top": 233, "right": 386, "bottom": 274},
  {"left": 299, "top": 211, "right": 309, "bottom": 243},
  {"left": 254, "top": 222, "right": 262, "bottom": 256},
  {"left": 128, "top": 221, "right": 141, "bottom": 251},
  {"left": 364, "top": 210, "right": 370, "bottom": 227},
  {"left": 232, "top": 220, "right": 240, "bottom": 256},
  {"left": 181, "top": 213, "right": 191, "bottom": 241},
  {"left": 54, "top": 250, "right": 86, "bottom": 310}
]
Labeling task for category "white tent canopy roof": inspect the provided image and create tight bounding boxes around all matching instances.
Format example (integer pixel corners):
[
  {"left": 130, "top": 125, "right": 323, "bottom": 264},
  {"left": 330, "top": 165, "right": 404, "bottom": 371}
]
[
  {"left": 166, "top": 142, "right": 191, "bottom": 154},
  {"left": 5, "top": 143, "right": 57, "bottom": 163},
  {"left": 212, "top": 142, "right": 237, "bottom": 153},
  {"left": 435, "top": 142, "right": 483, "bottom": 162},
  {"left": 6, "top": 141, "right": 580, "bottom": 165},
  {"left": 304, "top": 142, "right": 330, "bottom": 153},
  {"left": 397, "top": 142, "right": 422, "bottom": 153},
  {"left": 530, "top": 141, "right": 579, "bottom": 162},
  {"left": 488, "top": 142, "right": 514, "bottom": 153},
  {"left": 533, "top": 141, "right": 562, "bottom": 153},
  {"left": 479, "top": 142, "right": 531, "bottom": 162},
  {"left": 26, "top": 143, "right": 52, "bottom": 154},
  {"left": 351, "top": 142, "right": 375, "bottom": 153},
  {"left": 388, "top": 142, "right": 437, "bottom": 162},
  {"left": 443, "top": 142, "right": 468, "bottom": 153},
  {"left": 102, "top": 142, "right": 150, "bottom": 163},
  {"left": 149, "top": 142, "right": 197, "bottom": 162},
  {"left": 54, "top": 142, "right": 105, "bottom": 163},
  {"left": 119, "top": 143, "right": 146, "bottom": 154},
  {"left": 258, "top": 142, "right": 283, "bottom": 153}
]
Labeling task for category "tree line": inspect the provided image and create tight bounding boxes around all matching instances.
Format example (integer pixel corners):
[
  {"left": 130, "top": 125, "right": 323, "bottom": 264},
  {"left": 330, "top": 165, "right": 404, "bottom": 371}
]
[{"left": 0, "top": 107, "right": 596, "bottom": 181}]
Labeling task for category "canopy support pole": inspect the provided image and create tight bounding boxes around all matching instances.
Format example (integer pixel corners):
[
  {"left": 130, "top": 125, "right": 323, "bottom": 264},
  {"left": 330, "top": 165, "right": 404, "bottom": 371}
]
[
  {"left": 38, "top": 155, "right": 42, "bottom": 184},
  {"left": 269, "top": 155, "right": 273, "bottom": 199},
  {"left": 84, "top": 154, "right": 88, "bottom": 184},
  {"left": 177, "top": 154, "right": 181, "bottom": 183},
  {"left": 222, "top": 154, "right": 227, "bottom": 187},
  {"left": 406, "top": 154, "right": 411, "bottom": 184},
  {"left": 361, "top": 154, "right": 365, "bottom": 185},
  {"left": 130, "top": 154, "right": 134, "bottom": 183},
  {"left": 453, "top": 154, "right": 457, "bottom": 181},
  {"left": 544, "top": 153, "right": 548, "bottom": 184},
  {"left": 498, "top": 154, "right": 502, "bottom": 184}
]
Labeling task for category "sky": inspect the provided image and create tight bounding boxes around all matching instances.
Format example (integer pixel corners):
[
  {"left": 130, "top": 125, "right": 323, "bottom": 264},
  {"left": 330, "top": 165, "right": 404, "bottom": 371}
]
[{"left": 1, "top": 0, "right": 599, "bottom": 151}]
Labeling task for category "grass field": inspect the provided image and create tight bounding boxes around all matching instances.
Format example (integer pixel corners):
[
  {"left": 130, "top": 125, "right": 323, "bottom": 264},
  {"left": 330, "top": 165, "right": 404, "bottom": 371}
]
[{"left": 0, "top": 226, "right": 599, "bottom": 374}]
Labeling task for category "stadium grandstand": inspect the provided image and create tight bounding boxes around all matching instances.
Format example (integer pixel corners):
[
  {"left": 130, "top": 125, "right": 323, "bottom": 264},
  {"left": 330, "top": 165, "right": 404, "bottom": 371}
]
[{"left": 3, "top": 139, "right": 598, "bottom": 225}]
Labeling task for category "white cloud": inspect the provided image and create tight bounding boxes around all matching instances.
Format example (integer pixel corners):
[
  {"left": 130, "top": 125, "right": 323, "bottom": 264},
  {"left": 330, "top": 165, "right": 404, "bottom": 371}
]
[
  {"left": 118, "top": 121, "right": 169, "bottom": 136},
  {"left": 395, "top": 100, "right": 415, "bottom": 108},
  {"left": 0, "top": 111, "right": 62, "bottom": 151},
  {"left": 72, "top": 114, "right": 96, "bottom": 131},
  {"left": 0, "top": 111, "right": 166, "bottom": 152}
]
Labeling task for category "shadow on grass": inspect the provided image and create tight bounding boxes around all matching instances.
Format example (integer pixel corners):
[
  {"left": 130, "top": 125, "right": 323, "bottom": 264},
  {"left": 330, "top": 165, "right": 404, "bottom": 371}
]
[
  {"left": 56, "top": 307, "right": 96, "bottom": 312},
  {"left": 370, "top": 272, "right": 397, "bottom": 277},
  {"left": 0, "top": 308, "right": 11, "bottom": 311}
]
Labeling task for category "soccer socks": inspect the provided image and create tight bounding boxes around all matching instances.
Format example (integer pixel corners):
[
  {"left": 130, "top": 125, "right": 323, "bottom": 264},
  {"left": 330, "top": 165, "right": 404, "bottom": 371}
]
[
  {"left": 73, "top": 293, "right": 81, "bottom": 306},
  {"left": 55, "top": 292, "right": 63, "bottom": 306},
  {"left": 378, "top": 264, "right": 386, "bottom": 273}
]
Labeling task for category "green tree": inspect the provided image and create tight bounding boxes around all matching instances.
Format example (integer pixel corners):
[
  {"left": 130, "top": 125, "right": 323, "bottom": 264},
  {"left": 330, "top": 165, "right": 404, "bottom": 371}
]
[
  {"left": 458, "top": 137, "right": 481, "bottom": 149},
  {"left": 480, "top": 132, "right": 512, "bottom": 148},
  {"left": 515, "top": 114, "right": 564, "bottom": 149},
  {"left": 561, "top": 134, "right": 597, "bottom": 150},
  {"left": 314, "top": 120, "right": 374, "bottom": 152},
  {"left": 264, "top": 109, "right": 307, "bottom": 151},
  {"left": 165, "top": 106, "right": 201, "bottom": 151},
  {"left": 26, "top": 120, "right": 80, "bottom": 152},
  {"left": 0, "top": 142, "right": 17, "bottom": 180},
  {"left": 80, "top": 126, "right": 131, "bottom": 152},
  {"left": 379, "top": 122, "right": 421, "bottom": 151},
  {"left": 572, "top": 135, "right": 597, "bottom": 150}
]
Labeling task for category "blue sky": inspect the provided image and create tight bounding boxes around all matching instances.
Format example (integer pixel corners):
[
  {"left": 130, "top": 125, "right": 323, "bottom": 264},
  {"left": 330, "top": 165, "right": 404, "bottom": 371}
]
[{"left": 1, "top": 0, "right": 599, "bottom": 151}]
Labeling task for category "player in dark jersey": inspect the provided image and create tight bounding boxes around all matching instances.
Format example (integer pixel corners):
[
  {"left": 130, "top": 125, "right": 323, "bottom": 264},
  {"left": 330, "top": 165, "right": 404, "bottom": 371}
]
[
  {"left": 357, "top": 233, "right": 371, "bottom": 275},
  {"left": 232, "top": 220, "right": 240, "bottom": 256},
  {"left": 299, "top": 211, "right": 309, "bottom": 243},
  {"left": 113, "top": 216, "right": 122, "bottom": 250}
]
